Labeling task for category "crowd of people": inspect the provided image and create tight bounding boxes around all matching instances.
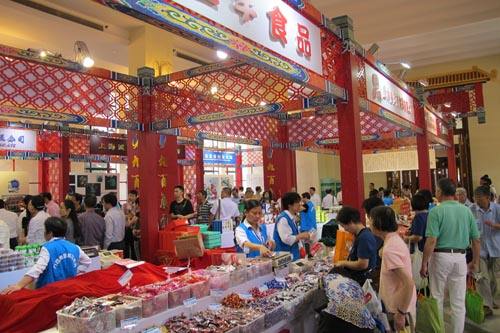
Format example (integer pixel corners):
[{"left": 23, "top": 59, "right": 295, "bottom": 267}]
[
  {"left": 0, "top": 190, "right": 139, "bottom": 293},
  {"left": 1, "top": 173, "right": 499, "bottom": 331}
]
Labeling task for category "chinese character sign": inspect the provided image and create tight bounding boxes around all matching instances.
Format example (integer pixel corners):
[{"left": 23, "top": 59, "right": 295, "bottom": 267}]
[
  {"left": 0, "top": 129, "right": 36, "bottom": 151},
  {"left": 90, "top": 135, "right": 128, "bottom": 156},
  {"left": 203, "top": 151, "right": 236, "bottom": 165},
  {"left": 172, "top": 0, "right": 322, "bottom": 74}
]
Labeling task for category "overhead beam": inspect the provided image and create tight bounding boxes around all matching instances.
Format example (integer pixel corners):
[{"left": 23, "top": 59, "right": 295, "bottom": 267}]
[
  {"left": 152, "top": 94, "right": 336, "bottom": 129},
  {"left": 154, "top": 59, "right": 246, "bottom": 85}
]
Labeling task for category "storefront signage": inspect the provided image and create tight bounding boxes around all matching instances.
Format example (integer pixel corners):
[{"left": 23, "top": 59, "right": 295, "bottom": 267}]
[
  {"left": 172, "top": 0, "right": 322, "bottom": 74},
  {"left": 365, "top": 64, "right": 415, "bottom": 124},
  {"left": 90, "top": 136, "right": 127, "bottom": 156},
  {"left": 425, "top": 109, "right": 439, "bottom": 136},
  {"left": 113, "top": 0, "right": 309, "bottom": 83},
  {"left": 0, "top": 128, "right": 36, "bottom": 151},
  {"left": 203, "top": 151, "right": 236, "bottom": 165}
]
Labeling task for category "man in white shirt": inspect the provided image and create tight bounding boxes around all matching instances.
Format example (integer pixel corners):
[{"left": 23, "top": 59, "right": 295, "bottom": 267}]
[
  {"left": 102, "top": 193, "right": 126, "bottom": 250},
  {"left": 0, "top": 219, "right": 9, "bottom": 249},
  {"left": 309, "top": 187, "right": 321, "bottom": 207},
  {"left": 322, "top": 189, "right": 337, "bottom": 209},
  {"left": 27, "top": 195, "right": 51, "bottom": 244},
  {"left": 0, "top": 200, "right": 20, "bottom": 249},
  {"left": 336, "top": 188, "right": 343, "bottom": 206},
  {"left": 210, "top": 187, "right": 241, "bottom": 223}
]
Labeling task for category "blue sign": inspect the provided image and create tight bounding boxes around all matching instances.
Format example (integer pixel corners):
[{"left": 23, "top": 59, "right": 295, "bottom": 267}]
[{"left": 203, "top": 151, "right": 236, "bottom": 165}]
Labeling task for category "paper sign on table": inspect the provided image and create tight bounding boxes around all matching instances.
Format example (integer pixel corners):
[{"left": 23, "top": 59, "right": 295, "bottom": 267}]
[{"left": 118, "top": 269, "right": 133, "bottom": 286}]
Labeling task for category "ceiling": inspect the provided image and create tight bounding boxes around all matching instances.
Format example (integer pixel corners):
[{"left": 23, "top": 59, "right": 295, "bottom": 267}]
[
  {"left": 2, "top": 0, "right": 499, "bottom": 74},
  {"left": 311, "top": 0, "right": 500, "bottom": 68}
]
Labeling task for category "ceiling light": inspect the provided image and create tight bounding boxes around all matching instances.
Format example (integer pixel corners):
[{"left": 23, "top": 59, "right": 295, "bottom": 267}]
[
  {"left": 216, "top": 50, "right": 228, "bottom": 60},
  {"left": 74, "top": 41, "right": 94, "bottom": 68},
  {"left": 82, "top": 56, "right": 94, "bottom": 68},
  {"left": 444, "top": 102, "right": 452, "bottom": 108},
  {"left": 400, "top": 62, "right": 411, "bottom": 69},
  {"left": 39, "top": 50, "right": 47, "bottom": 58},
  {"left": 210, "top": 85, "right": 218, "bottom": 95},
  {"left": 418, "top": 79, "right": 428, "bottom": 87},
  {"left": 259, "top": 101, "right": 267, "bottom": 106}
]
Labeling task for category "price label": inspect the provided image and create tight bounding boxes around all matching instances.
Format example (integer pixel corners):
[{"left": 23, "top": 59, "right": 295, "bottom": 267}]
[
  {"left": 238, "top": 293, "right": 252, "bottom": 300},
  {"left": 211, "top": 289, "right": 224, "bottom": 297},
  {"left": 208, "top": 303, "right": 222, "bottom": 311},
  {"left": 143, "top": 328, "right": 161, "bottom": 333},
  {"left": 258, "top": 285, "right": 269, "bottom": 293},
  {"left": 183, "top": 297, "right": 198, "bottom": 307},
  {"left": 118, "top": 269, "right": 133, "bottom": 286},
  {"left": 120, "top": 316, "right": 139, "bottom": 329}
]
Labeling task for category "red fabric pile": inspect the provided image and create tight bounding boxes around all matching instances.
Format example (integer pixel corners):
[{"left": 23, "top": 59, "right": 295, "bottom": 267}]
[{"left": 0, "top": 262, "right": 168, "bottom": 333}]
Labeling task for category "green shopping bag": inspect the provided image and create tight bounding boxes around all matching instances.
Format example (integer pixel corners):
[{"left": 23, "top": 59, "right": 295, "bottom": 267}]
[
  {"left": 466, "top": 276, "right": 485, "bottom": 324},
  {"left": 415, "top": 287, "right": 445, "bottom": 333}
]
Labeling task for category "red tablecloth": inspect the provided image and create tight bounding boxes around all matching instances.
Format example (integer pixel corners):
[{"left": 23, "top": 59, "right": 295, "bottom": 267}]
[{"left": 0, "top": 263, "right": 168, "bottom": 333}]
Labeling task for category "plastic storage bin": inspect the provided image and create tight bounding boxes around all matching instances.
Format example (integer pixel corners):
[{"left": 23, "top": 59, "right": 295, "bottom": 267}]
[
  {"left": 57, "top": 309, "right": 116, "bottom": 333},
  {"left": 98, "top": 294, "right": 143, "bottom": 326},
  {"left": 190, "top": 279, "right": 210, "bottom": 299},
  {"left": 230, "top": 267, "right": 247, "bottom": 287},
  {"left": 264, "top": 304, "right": 287, "bottom": 328},
  {"left": 208, "top": 271, "right": 231, "bottom": 290},
  {"left": 246, "top": 264, "right": 259, "bottom": 281},
  {"left": 239, "top": 313, "right": 265, "bottom": 333},
  {"left": 168, "top": 285, "right": 191, "bottom": 308}
]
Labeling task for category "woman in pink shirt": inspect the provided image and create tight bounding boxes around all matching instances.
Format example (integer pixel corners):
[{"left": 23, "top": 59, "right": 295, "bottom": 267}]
[{"left": 370, "top": 206, "right": 417, "bottom": 332}]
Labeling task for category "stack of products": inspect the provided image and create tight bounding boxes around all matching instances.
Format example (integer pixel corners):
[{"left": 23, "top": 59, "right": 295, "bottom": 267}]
[
  {"left": 202, "top": 231, "right": 221, "bottom": 249},
  {"left": 0, "top": 249, "right": 27, "bottom": 272},
  {"left": 57, "top": 297, "right": 116, "bottom": 333},
  {"left": 14, "top": 244, "right": 41, "bottom": 267}
]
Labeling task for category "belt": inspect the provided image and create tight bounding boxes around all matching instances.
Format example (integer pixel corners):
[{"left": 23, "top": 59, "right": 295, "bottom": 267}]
[{"left": 434, "top": 248, "right": 466, "bottom": 254}]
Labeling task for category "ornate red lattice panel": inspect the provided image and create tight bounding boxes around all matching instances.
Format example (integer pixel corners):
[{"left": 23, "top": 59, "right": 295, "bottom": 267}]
[
  {"left": 242, "top": 149, "right": 263, "bottom": 165},
  {"left": 0, "top": 55, "right": 139, "bottom": 124},
  {"left": 288, "top": 114, "right": 338, "bottom": 142},
  {"left": 153, "top": 86, "right": 226, "bottom": 121},
  {"left": 156, "top": 63, "right": 316, "bottom": 115},
  {"left": 362, "top": 137, "right": 417, "bottom": 152},
  {"left": 321, "top": 28, "right": 345, "bottom": 88},
  {"left": 184, "top": 144, "right": 196, "bottom": 160},
  {"left": 196, "top": 115, "right": 279, "bottom": 143},
  {"left": 288, "top": 111, "right": 402, "bottom": 143}
]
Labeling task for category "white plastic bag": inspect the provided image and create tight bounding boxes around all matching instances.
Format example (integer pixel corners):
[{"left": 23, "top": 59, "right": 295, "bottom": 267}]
[
  {"left": 363, "top": 279, "right": 390, "bottom": 331},
  {"left": 411, "top": 249, "right": 428, "bottom": 290}
]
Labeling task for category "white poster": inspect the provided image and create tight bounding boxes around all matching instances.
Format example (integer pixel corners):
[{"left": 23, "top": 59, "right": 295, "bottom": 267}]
[
  {"left": 425, "top": 109, "right": 439, "bottom": 136},
  {"left": 365, "top": 64, "right": 415, "bottom": 124},
  {"left": 172, "top": 0, "right": 323, "bottom": 74},
  {"left": 0, "top": 128, "right": 36, "bottom": 151}
]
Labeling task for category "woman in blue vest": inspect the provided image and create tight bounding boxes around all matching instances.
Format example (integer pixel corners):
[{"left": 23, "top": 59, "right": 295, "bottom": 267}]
[
  {"left": 1, "top": 217, "right": 91, "bottom": 294},
  {"left": 273, "top": 192, "right": 311, "bottom": 261},
  {"left": 235, "top": 200, "right": 275, "bottom": 257}
]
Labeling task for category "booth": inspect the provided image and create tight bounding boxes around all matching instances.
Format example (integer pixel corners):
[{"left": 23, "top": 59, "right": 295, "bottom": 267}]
[{"left": 0, "top": 0, "right": 490, "bottom": 332}]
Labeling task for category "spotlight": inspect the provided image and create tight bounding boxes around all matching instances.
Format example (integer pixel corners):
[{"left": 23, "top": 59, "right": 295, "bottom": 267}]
[
  {"left": 39, "top": 50, "right": 47, "bottom": 58},
  {"left": 210, "top": 85, "right": 218, "bottom": 95},
  {"left": 400, "top": 62, "right": 411, "bottom": 69},
  {"left": 216, "top": 50, "right": 228, "bottom": 60},
  {"left": 444, "top": 102, "right": 452, "bottom": 108},
  {"left": 82, "top": 56, "right": 95, "bottom": 68},
  {"left": 74, "top": 41, "right": 94, "bottom": 68}
]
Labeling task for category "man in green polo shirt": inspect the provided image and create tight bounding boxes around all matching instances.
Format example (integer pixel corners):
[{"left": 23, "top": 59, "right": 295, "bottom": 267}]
[{"left": 420, "top": 178, "right": 480, "bottom": 333}]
